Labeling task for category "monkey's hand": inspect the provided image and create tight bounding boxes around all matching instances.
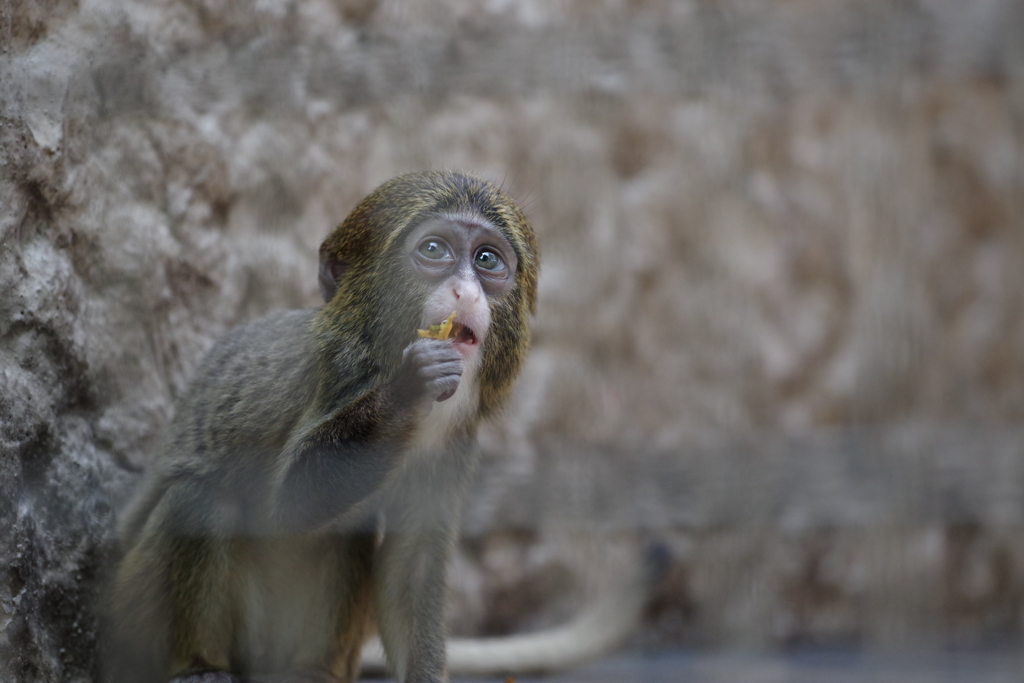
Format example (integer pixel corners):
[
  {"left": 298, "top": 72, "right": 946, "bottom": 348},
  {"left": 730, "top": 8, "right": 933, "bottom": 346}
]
[{"left": 401, "top": 338, "right": 464, "bottom": 403}]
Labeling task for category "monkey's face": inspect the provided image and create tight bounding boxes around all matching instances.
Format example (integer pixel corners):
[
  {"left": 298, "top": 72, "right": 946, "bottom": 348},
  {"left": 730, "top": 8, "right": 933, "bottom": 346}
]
[
  {"left": 318, "top": 171, "right": 538, "bottom": 416},
  {"left": 403, "top": 213, "right": 519, "bottom": 360}
]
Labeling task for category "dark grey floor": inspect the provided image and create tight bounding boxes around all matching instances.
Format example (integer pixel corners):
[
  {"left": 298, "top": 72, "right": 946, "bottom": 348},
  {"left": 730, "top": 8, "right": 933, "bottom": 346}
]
[{"left": 445, "top": 650, "right": 1024, "bottom": 683}]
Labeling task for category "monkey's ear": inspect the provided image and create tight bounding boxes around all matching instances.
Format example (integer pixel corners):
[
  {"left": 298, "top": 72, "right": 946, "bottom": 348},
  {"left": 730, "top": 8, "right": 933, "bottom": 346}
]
[{"left": 318, "top": 245, "right": 349, "bottom": 303}]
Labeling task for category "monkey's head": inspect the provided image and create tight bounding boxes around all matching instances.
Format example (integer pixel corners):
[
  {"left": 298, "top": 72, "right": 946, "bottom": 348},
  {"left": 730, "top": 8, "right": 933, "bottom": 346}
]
[{"left": 316, "top": 171, "right": 539, "bottom": 417}]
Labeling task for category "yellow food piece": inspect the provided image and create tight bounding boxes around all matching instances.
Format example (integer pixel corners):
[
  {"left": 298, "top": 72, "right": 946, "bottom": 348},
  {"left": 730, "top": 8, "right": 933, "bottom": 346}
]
[{"left": 417, "top": 311, "right": 457, "bottom": 340}]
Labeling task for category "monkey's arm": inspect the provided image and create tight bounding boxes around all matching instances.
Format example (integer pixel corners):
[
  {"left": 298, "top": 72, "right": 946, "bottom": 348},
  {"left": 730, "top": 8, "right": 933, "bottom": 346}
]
[
  {"left": 274, "top": 391, "right": 403, "bottom": 532},
  {"left": 274, "top": 338, "right": 464, "bottom": 532}
]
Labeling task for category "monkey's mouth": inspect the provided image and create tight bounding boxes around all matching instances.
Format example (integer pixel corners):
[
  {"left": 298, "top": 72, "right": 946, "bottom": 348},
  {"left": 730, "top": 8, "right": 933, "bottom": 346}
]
[{"left": 450, "top": 322, "right": 477, "bottom": 346}]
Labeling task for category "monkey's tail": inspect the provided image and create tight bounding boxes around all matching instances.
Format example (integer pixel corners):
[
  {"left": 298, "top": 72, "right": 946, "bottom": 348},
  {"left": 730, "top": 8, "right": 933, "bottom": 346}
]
[{"left": 360, "top": 543, "right": 669, "bottom": 677}]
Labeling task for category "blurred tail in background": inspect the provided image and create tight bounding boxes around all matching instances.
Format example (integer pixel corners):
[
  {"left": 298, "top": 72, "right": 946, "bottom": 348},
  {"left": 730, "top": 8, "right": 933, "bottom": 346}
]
[{"left": 360, "top": 543, "right": 670, "bottom": 678}]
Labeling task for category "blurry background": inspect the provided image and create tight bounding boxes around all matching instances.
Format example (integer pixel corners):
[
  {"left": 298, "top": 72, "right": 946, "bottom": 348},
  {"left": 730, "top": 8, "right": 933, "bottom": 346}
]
[{"left": 2, "top": 1, "right": 1024, "bottom": 681}]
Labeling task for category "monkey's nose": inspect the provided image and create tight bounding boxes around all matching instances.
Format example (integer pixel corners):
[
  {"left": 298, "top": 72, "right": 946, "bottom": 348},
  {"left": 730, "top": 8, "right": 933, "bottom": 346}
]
[
  {"left": 450, "top": 275, "right": 482, "bottom": 303},
  {"left": 452, "top": 285, "right": 474, "bottom": 301}
]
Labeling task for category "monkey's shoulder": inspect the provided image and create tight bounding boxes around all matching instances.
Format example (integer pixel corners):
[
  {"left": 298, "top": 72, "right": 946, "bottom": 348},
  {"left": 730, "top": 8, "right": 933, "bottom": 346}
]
[
  {"left": 197, "top": 308, "right": 317, "bottom": 378},
  {"left": 163, "top": 310, "right": 322, "bottom": 463}
]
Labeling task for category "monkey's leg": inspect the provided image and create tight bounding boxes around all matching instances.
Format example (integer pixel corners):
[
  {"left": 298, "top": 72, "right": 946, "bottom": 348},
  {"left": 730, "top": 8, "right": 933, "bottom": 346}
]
[
  {"left": 322, "top": 531, "right": 378, "bottom": 683},
  {"left": 107, "top": 529, "right": 173, "bottom": 683},
  {"left": 165, "top": 534, "right": 236, "bottom": 676},
  {"left": 108, "top": 484, "right": 237, "bottom": 683},
  {"left": 151, "top": 484, "right": 240, "bottom": 680},
  {"left": 373, "top": 466, "right": 469, "bottom": 683},
  {"left": 171, "top": 672, "right": 342, "bottom": 683},
  {"left": 169, "top": 673, "right": 242, "bottom": 683},
  {"left": 373, "top": 529, "right": 452, "bottom": 683}
]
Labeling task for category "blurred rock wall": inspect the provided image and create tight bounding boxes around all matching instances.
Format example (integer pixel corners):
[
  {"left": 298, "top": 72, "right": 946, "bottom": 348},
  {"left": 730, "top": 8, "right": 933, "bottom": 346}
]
[{"left": 2, "top": 0, "right": 1024, "bottom": 680}]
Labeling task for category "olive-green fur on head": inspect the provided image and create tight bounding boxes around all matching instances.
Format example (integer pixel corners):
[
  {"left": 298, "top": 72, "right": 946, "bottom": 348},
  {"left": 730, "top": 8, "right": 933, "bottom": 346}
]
[{"left": 314, "top": 171, "right": 539, "bottom": 418}]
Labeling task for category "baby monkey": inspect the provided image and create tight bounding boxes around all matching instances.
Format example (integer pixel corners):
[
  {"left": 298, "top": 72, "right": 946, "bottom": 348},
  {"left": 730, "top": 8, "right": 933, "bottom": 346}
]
[
  {"left": 107, "top": 171, "right": 660, "bottom": 683},
  {"left": 108, "top": 172, "right": 538, "bottom": 683}
]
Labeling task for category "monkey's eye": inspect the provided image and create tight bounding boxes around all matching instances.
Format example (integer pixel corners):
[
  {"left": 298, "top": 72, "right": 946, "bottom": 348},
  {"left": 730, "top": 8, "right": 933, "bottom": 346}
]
[
  {"left": 417, "top": 239, "right": 450, "bottom": 260},
  {"left": 474, "top": 249, "right": 504, "bottom": 271}
]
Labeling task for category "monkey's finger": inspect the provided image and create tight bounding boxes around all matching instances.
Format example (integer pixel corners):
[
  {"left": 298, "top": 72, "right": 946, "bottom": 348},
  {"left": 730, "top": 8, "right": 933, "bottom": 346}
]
[
  {"left": 404, "top": 337, "right": 459, "bottom": 354},
  {"left": 405, "top": 340, "right": 463, "bottom": 367},
  {"left": 417, "top": 360, "right": 464, "bottom": 382}
]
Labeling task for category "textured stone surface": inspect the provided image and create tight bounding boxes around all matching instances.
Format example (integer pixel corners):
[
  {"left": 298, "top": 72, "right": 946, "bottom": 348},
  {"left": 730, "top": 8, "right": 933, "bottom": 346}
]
[{"left": 2, "top": 1, "right": 1024, "bottom": 680}]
